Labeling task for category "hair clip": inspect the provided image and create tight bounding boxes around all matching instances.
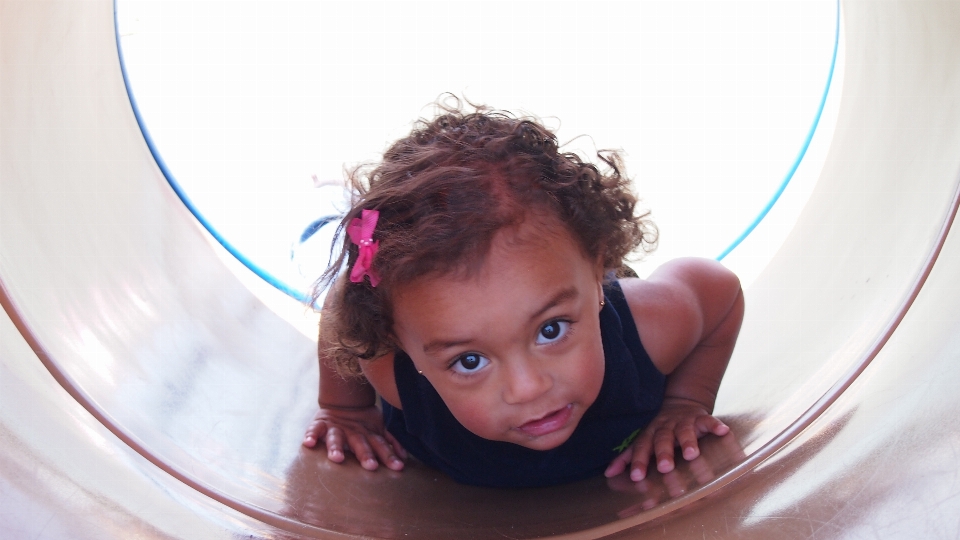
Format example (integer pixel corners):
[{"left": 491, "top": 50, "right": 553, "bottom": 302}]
[{"left": 347, "top": 209, "right": 381, "bottom": 287}]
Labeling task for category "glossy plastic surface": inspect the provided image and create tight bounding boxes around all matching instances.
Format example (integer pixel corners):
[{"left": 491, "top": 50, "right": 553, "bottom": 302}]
[{"left": 2, "top": 0, "right": 959, "bottom": 538}]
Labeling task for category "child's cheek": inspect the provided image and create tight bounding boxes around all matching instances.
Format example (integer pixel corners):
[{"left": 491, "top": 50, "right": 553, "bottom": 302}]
[
  {"left": 440, "top": 390, "right": 503, "bottom": 440},
  {"left": 573, "top": 337, "right": 606, "bottom": 409}
]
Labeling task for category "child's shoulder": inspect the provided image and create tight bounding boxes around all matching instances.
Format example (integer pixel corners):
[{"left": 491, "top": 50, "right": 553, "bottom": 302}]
[
  {"left": 360, "top": 350, "right": 402, "bottom": 410},
  {"left": 617, "top": 258, "right": 741, "bottom": 375}
]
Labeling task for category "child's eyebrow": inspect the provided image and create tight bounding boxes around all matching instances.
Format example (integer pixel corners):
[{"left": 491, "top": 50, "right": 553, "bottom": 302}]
[
  {"left": 423, "top": 338, "right": 473, "bottom": 355},
  {"left": 529, "top": 286, "right": 578, "bottom": 321},
  {"left": 420, "top": 287, "right": 579, "bottom": 355}
]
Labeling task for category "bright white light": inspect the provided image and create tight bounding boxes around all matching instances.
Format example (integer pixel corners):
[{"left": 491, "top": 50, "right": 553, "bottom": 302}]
[{"left": 117, "top": 1, "right": 840, "bottom": 293}]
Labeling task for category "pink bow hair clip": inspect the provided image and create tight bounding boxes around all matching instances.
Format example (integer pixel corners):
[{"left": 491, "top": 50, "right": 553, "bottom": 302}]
[{"left": 347, "top": 209, "right": 381, "bottom": 287}]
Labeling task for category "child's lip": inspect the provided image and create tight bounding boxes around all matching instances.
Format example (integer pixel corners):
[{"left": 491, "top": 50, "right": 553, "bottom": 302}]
[{"left": 516, "top": 404, "right": 573, "bottom": 437}]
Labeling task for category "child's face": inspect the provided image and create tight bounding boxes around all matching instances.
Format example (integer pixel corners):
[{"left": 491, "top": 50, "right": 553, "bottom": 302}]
[{"left": 392, "top": 217, "right": 606, "bottom": 451}]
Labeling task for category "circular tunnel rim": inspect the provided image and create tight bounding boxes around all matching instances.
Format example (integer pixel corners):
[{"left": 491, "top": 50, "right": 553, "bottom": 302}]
[
  {"left": 112, "top": 0, "right": 841, "bottom": 301},
  {"left": 8, "top": 0, "right": 951, "bottom": 537}
]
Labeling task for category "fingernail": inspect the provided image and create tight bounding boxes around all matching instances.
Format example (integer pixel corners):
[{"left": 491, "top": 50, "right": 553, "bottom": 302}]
[
  {"left": 631, "top": 469, "right": 645, "bottom": 481},
  {"left": 658, "top": 459, "right": 672, "bottom": 472}
]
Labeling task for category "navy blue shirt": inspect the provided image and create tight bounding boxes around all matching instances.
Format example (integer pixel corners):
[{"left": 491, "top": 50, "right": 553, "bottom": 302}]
[{"left": 382, "top": 281, "right": 666, "bottom": 488}]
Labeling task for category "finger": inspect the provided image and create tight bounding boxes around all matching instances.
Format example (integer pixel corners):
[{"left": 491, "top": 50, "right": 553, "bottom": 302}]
[
  {"left": 303, "top": 420, "right": 328, "bottom": 448},
  {"left": 695, "top": 415, "right": 730, "bottom": 437},
  {"left": 640, "top": 480, "right": 664, "bottom": 510},
  {"left": 604, "top": 446, "right": 633, "bottom": 478},
  {"left": 629, "top": 434, "right": 654, "bottom": 482},
  {"left": 653, "top": 427, "right": 677, "bottom": 474},
  {"left": 614, "top": 472, "right": 659, "bottom": 515},
  {"left": 661, "top": 468, "right": 686, "bottom": 498},
  {"left": 718, "top": 428, "right": 746, "bottom": 461},
  {"left": 384, "top": 431, "right": 408, "bottom": 460},
  {"left": 610, "top": 470, "right": 651, "bottom": 497},
  {"left": 688, "top": 452, "right": 715, "bottom": 485},
  {"left": 605, "top": 470, "right": 639, "bottom": 492},
  {"left": 325, "top": 427, "right": 345, "bottom": 463},
  {"left": 344, "top": 432, "right": 379, "bottom": 471},
  {"left": 369, "top": 434, "right": 404, "bottom": 471},
  {"left": 675, "top": 421, "right": 700, "bottom": 461}
]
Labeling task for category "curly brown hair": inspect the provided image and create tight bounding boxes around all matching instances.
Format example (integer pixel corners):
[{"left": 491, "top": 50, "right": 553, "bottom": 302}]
[{"left": 314, "top": 97, "right": 657, "bottom": 377}]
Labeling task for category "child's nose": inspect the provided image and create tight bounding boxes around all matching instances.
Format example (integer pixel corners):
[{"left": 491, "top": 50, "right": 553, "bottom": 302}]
[{"left": 501, "top": 358, "right": 553, "bottom": 405}]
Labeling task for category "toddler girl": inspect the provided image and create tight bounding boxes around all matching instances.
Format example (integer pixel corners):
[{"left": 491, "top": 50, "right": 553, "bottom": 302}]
[{"left": 302, "top": 99, "right": 744, "bottom": 488}]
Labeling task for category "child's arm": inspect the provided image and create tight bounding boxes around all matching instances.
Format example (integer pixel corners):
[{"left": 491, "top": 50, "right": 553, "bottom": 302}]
[
  {"left": 302, "top": 280, "right": 406, "bottom": 472},
  {"left": 605, "top": 258, "right": 744, "bottom": 482}
]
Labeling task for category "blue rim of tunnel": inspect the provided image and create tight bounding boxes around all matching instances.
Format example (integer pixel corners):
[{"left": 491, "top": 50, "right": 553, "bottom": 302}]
[
  {"left": 111, "top": 1, "right": 311, "bottom": 303},
  {"left": 113, "top": 0, "right": 839, "bottom": 301},
  {"left": 715, "top": 0, "right": 841, "bottom": 261}
]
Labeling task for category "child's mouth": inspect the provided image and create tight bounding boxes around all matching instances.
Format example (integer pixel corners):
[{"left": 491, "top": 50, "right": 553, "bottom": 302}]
[{"left": 517, "top": 404, "right": 573, "bottom": 437}]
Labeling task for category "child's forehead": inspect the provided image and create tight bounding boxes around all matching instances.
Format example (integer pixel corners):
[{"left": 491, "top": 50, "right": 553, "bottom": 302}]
[
  {"left": 421, "top": 215, "right": 592, "bottom": 286},
  {"left": 390, "top": 218, "right": 601, "bottom": 345},
  {"left": 494, "top": 212, "right": 580, "bottom": 253}
]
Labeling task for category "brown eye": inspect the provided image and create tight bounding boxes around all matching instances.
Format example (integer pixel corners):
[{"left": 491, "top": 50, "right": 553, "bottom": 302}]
[
  {"left": 536, "top": 320, "right": 569, "bottom": 344},
  {"left": 451, "top": 353, "right": 489, "bottom": 374},
  {"left": 460, "top": 354, "right": 482, "bottom": 369}
]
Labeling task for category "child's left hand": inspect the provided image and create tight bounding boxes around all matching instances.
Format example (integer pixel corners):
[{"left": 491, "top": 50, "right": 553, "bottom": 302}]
[
  {"left": 604, "top": 397, "right": 729, "bottom": 482},
  {"left": 607, "top": 259, "right": 743, "bottom": 483}
]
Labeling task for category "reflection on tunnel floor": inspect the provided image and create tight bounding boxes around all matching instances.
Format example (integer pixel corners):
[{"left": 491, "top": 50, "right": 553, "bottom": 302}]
[
  {"left": 284, "top": 425, "right": 748, "bottom": 538},
  {"left": 3, "top": 0, "right": 960, "bottom": 538}
]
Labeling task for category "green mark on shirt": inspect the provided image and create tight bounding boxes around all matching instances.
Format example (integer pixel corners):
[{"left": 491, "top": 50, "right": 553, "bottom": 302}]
[{"left": 613, "top": 428, "right": 641, "bottom": 453}]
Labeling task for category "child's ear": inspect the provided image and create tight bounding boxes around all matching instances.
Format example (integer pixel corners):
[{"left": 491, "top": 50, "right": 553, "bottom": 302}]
[
  {"left": 592, "top": 254, "right": 606, "bottom": 281},
  {"left": 593, "top": 257, "right": 606, "bottom": 306}
]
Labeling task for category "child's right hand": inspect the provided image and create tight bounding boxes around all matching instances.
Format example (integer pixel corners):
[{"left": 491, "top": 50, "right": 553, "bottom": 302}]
[{"left": 303, "top": 406, "right": 407, "bottom": 471}]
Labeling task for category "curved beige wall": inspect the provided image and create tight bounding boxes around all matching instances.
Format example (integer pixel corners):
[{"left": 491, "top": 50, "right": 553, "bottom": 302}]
[{"left": 1, "top": 1, "right": 959, "bottom": 538}]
